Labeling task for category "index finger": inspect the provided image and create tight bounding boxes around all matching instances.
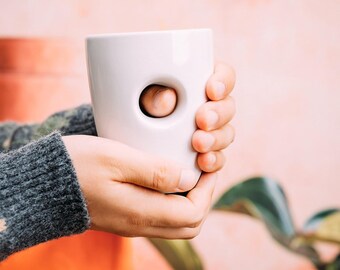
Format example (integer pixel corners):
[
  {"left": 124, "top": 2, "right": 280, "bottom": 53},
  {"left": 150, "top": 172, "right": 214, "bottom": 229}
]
[
  {"left": 206, "top": 63, "right": 236, "bottom": 101},
  {"left": 118, "top": 172, "right": 217, "bottom": 228}
]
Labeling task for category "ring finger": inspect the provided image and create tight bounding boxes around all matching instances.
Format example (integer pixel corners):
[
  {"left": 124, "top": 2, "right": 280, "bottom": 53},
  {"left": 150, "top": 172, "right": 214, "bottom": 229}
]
[{"left": 192, "top": 124, "right": 235, "bottom": 153}]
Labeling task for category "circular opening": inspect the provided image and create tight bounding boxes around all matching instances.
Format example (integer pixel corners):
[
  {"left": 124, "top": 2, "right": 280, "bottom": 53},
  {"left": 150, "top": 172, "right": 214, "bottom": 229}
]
[{"left": 139, "top": 84, "right": 178, "bottom": 118}]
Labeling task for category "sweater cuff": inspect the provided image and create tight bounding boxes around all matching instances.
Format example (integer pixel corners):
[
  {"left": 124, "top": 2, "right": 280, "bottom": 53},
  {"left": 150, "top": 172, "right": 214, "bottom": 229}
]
[
  {"left": 0, "top": 123, "right": 19, "bottom": 151},
  {"left": 7, "top": 104, "right": 97, "bottom": 151},
  {"left": 0, "top": 132, "right": 90, "bottom": 260},
  {"left": 38, "top": 104, "right": 97, "bottom": 137}
]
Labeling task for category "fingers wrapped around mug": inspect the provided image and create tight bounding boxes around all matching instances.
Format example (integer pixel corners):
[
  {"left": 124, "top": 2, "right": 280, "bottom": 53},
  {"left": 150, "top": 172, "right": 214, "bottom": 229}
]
[
  {"left": 105, "top": 172, "right": 217, "bottom": 239},
  {"left": 192, "top": 124, "right": 235, "bottom": 153},
  {"left": 205, "top": 63, "right": 236, "bottom": 101},
  {"left": 195, "top": 96, "right": 235, "bottom": 132},
  {"left": 193, "top": 62, "right": 236, "bottom": 173}
]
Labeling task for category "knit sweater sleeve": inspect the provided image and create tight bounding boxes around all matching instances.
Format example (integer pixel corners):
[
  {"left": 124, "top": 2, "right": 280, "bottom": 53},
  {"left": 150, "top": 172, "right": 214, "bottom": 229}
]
[
  {"left": 0, "top": 104, "right": 96, "bottom": 260},
  {"left": 0, "top": 104, "right": 97, "bottom": 152},
  {"left": 0, "top": 132, "right": 90, "bottom": 261}
]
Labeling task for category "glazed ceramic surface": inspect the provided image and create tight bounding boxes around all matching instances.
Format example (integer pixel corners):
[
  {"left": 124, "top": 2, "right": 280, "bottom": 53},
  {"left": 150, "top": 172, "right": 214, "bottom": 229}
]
[{"left": 86, "top": 29, "right": 213, "bottom": 180}]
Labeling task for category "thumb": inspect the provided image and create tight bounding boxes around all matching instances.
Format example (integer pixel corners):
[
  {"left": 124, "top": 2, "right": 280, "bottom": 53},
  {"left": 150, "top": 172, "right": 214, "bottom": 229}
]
[
  {"left": 114, "top": 141, "right": 198, "bottom": 193},
  {"left": 140, "top": 85, "right": 177, "bottom": 117}
]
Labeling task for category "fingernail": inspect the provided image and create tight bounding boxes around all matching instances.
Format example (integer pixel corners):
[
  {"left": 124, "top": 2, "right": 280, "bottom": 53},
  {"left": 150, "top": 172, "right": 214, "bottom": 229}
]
[
  {"left": 207, "top": 153, "right": 217, "bottom": 165},
  {"left": 206, "top": 153, "right": 217, "bottom": 170},
  {"left": 178, "top": 169, "right": 197, "bottom": 191},
  {"left": 206, "top": 110, "right": 219, "bottom": 129},
  {"left": 202, "top": 133, "right": 215, "bottom": 151},
  {"left": 214, "top": 81, "right": 226, "bottom": 99}
]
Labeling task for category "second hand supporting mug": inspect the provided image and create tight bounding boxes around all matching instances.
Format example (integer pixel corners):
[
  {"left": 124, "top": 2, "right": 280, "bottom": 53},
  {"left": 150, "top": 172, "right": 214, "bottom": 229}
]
[{"left": 86, "top": 28, "right": 214, "bottom": 182}]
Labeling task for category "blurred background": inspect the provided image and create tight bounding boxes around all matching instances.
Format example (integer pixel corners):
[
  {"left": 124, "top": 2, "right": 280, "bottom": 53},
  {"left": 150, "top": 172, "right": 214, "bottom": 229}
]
[{"left": 0, "top": 1, "right": 339, "bottom": 269}]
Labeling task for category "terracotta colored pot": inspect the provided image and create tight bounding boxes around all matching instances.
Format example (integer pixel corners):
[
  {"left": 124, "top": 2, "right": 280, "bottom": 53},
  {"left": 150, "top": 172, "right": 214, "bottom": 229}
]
[
  {"left": 0, "top": 38, "right": 132, "bottom": 270},
  {"left": 0, "top": 38, "right": 85, "bottom": 74},
  {"left": 0, "top": 38, "right": 90, "bottom": 122}
]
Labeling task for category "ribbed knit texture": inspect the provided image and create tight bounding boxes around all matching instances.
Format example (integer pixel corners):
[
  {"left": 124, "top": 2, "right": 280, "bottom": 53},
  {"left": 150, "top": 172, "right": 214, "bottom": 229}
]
[
  {"left": 0, "top": 104, "right": 96, "bottom": 260},
  {"left": 0, "top": 132, "right": 90, "bottom": 261},
  {"left": 0, "top": 123, "right": 19, "bottom": 151},
  {"left": 0, "top": 104, "right": 97, "bottom": 151}
]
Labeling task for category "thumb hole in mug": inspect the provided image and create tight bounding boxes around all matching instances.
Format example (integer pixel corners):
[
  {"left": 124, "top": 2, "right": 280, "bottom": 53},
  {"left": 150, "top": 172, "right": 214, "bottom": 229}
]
[{"left": 139, "top": 84, "right": 178, "bottom": 118}]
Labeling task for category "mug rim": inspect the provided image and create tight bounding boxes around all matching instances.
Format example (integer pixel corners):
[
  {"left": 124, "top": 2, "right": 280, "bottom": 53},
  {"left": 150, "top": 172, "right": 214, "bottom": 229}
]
[{"left": 86, "top": 28, "right": 212, "bottom": 40}]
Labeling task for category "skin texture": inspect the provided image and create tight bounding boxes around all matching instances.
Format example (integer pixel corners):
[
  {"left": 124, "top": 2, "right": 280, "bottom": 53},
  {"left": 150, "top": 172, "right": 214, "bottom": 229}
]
[
  {"left": 63, "top": 62, "right": 236, "bottom": 239},
  {"left": 0, "top": 219, "right": 6, "bottom": 232}
]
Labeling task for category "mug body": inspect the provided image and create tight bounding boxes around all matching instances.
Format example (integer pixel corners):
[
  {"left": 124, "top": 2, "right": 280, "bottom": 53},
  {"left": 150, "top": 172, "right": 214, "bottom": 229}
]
[{"left": 86, "top": 29, "right": 213, "bottom": 180}]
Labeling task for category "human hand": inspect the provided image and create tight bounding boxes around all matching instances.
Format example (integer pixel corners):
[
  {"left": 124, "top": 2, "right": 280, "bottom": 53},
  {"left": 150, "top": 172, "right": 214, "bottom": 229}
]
[
  {"left": 63, "top": 135, "right": 216, "bottom": 238},
  {"left": 140, "top": 62, "right": 236, "bottom": 172},
  {"left": 63, "top": 62, "right": 235, "bottom": 238}
]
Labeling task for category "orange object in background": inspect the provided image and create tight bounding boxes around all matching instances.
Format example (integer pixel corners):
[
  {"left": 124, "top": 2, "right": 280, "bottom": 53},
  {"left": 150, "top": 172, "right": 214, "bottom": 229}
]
[
  {"left": 0, "top": 38, "right": 90, "bottom": 122},
  {"left": 0, "top": 38, "right": 133, "bottom": 270},
  {"left": 1, "top": 232, "right": 132, "bottom": 270}
]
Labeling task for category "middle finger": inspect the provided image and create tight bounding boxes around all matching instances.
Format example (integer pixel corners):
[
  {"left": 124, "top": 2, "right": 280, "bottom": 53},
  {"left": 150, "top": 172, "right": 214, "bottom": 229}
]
[{"left": 196, "top": 96, "right": 235, "bottom": 131}]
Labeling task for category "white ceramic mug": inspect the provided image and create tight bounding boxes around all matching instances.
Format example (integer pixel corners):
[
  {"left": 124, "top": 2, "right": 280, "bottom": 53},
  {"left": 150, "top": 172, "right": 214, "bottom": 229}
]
[{"left": 86, "top": 29, "right": 213, "bottom": 181}]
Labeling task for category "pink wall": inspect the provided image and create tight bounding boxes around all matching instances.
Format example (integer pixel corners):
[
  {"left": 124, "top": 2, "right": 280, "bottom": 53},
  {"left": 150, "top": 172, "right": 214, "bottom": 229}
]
[{"left": 1, "top": 1, "right": 339, "bottom": 269}]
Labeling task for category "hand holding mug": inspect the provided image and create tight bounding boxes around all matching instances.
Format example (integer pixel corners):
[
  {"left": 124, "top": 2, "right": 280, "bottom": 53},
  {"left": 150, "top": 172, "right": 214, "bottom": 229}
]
[
  {"left": 87, "top": 29, "right": 215, "bottom": 180},
  {"left": 140, "top": 62, "right": 236, "bottom": 172},
  {"left": 63, "top": 62, "right": 235, "bottom": 238}
]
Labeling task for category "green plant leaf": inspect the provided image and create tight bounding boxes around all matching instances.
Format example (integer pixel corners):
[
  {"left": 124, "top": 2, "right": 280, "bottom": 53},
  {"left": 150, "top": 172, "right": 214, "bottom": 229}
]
[
  {"left": 148, "top": 238, "right": 204, "bottom": 270},
  {"left": 327, "top": 254, "right": 340, "bottom": 270},
  {"left": 212, "top": 177, "right": 320, "bottom": 262},
  {"left": 303, "top": 209, "right": 340, "bottom": 244},
  {"left": 213, "top": 177, "right": 295, "bottom": 243},
  {"left": 315, "top": 254, "right": 340, "bottom": 270}
]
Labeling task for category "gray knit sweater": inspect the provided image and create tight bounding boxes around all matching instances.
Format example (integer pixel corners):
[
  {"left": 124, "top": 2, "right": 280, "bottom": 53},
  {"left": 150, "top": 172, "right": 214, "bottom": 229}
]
[{"left": 0, "top": 104, "right": 97, "bottom": 261}]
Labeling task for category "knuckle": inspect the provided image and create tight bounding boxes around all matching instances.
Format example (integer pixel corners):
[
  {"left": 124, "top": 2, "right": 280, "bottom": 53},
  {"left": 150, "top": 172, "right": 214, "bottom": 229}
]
[
  {"left": 152, "top": 165, "right": 170, "bottom": 190},
  {"left": 105, "top": 157, "right": 125, "bottom": 182},
  {"left": 127, "top": 215, "right": 151, "bottom": 227}
]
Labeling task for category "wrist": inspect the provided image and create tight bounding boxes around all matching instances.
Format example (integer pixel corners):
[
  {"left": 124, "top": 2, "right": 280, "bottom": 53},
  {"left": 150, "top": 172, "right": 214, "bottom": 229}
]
[{"left": 0, "top": 132, "right": 90, "bottom": 260}]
